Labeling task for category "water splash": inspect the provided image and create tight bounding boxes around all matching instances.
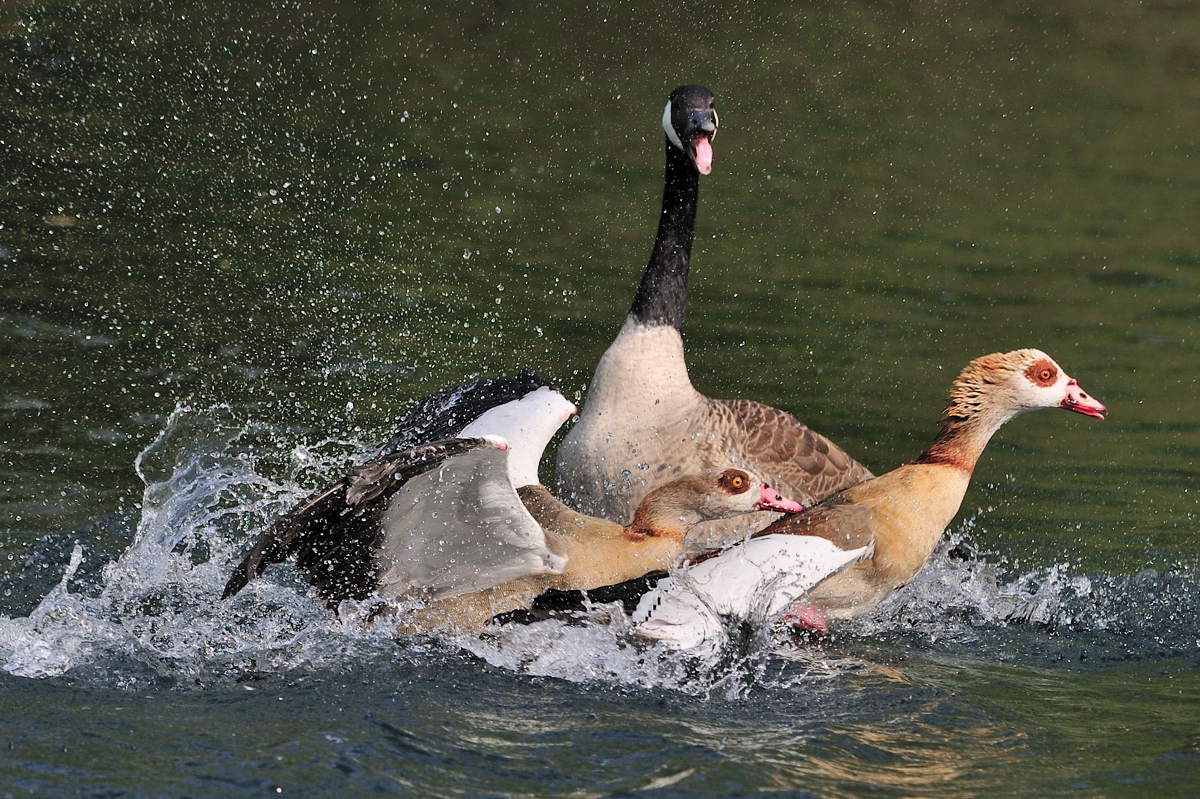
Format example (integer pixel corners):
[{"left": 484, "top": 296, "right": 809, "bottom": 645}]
[
  {"left": 851, "top": 535, "right": 1200, "bottom": 665},
  {"left": 0, "top": 406, "right": 1196, "bottom": 688},
  {"left": 451, "top": 603, "right": 792, "bottom": 699},
  {"left": 0, "top": 405, "right": 375, "bottom": 685}
]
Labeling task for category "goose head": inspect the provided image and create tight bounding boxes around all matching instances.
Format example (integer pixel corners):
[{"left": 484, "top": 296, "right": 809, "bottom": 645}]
[
  {"left": 627, "top": 468, "right": 803, "bottom": 541},
  {"left": 945, "top": 348, "right": 1107, "bottom": 425},
  {"left": 663, "top": 84, "right": 718, "bottom": 175},
  {"left": 918, "top": 349, "right": 1105, "bottom": 471}
]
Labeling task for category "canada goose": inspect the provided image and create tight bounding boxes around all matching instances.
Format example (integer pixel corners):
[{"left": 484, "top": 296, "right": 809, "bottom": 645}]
[{"left": 556, "top": 85, "right": 870, "bottom": 535}]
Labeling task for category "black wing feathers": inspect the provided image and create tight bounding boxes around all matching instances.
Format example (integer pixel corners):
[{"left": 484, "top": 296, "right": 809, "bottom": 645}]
[
  {"left": 222, "top": 438, "right": 492, "bottom": 603},
  {"left": 383, "top": 372, "right": 551, "bottom": 453}
]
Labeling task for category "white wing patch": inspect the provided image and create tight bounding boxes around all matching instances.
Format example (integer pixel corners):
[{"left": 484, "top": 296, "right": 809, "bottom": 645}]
[
  {"left": 633, "top": 535, "right": 871, "bottom": 649},
  {"left": 375, "top": 446, "right": 565, "bottom": 600},
  {"left": 458, "top": 386, "right": 576, "bottom": 488}
]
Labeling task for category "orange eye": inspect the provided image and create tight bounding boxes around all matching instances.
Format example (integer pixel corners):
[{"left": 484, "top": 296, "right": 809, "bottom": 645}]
[
  {"left": 1026, "top": 359, "right": 1058, "bottom": 386},
  {"left": 720, "top": 469, "right": 751, "bottom": 493}
]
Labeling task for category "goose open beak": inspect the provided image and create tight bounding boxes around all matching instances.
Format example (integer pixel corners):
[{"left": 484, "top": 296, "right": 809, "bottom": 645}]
[
  {"left": 691, "top": 135, "right": 713, "bottom": 175},
  {"left": 1060, "top": 379, "right": 1107, "bottom": 420},
  {"left": 686, "top": 108, "right": 716, "bottom": 175},
  {"left": 759, "top": 484, "right": 805, "bottom": 514}
]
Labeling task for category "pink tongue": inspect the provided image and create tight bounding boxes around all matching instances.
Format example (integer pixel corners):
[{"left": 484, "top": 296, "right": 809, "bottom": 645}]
[{"left": 693, "top": 137, "right": 713, "bottom": 175}]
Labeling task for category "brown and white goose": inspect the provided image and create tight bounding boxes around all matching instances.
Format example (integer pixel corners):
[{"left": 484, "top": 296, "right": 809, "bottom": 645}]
[
  {"left": 768, "top": 348, "right": 1107, "bottom": 620},
  {"left": 222, "top": 379, "right": 802, "bottom": 634},
  {"left": 631, "top": 348, "right": 1107, "bottom": 649},
  {"left": 555, "top": 84, "right": 871, "bottom": 532}
]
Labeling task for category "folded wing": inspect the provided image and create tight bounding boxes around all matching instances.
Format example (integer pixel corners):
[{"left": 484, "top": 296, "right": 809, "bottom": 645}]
[{"left": 632, "top": 535, "right": 871, "bottom": 649}]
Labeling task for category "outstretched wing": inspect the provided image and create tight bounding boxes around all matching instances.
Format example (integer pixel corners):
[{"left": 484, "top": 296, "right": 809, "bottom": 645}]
[
  {"left": 222, "top": 438, "right": 496, "bottom": 603},
  {"left": 225, "top": 377, "right": 576, "bottom": 605},
  {"left": 373, "top": 442, "right": 566, "bottom": 601},
  {"left": 384, "top": 372, "right": 553, "bottom": 454}
]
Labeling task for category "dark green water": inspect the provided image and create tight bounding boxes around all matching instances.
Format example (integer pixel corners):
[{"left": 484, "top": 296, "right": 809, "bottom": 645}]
[{"left": 1, "top": 1, "right": 1198, "bottom": 796}]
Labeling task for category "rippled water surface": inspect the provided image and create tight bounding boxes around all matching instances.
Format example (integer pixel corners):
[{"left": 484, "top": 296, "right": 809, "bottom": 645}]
[{"left": 1, "top": 1, "right": 1198, "bottom": 796}]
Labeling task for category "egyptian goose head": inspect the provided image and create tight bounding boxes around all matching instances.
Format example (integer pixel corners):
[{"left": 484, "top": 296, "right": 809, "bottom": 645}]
[
  {"left": 918, "top": 348, "right": 1107, "bottom": 471},
  {"left": 626, "top": 468, "right": 803, "bottom": 541}
]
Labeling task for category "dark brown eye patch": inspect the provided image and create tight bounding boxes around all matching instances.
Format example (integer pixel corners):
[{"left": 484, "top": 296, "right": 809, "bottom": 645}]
[
  {"left": 719, "top": 469, "right": 750, "bottom": 493},
  {"left": 1025, "top": 358, "right": 1058, "bottom": 387}
]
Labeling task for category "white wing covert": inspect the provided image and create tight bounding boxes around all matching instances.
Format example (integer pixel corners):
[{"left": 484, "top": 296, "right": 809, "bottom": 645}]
[{"left": 632, "top": 535, "right": 871, "bottom": 649}]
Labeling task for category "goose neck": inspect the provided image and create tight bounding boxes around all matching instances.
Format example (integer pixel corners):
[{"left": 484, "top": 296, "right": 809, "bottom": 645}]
[
  {"left": 913, "top": 410, "right": 1012, "bottom": 472},
  {"left": 629, "top": 140, "right": 699, "bottom": 331},
  {"left": 624, "top": 495, "right": 692, "bottom": 543}
]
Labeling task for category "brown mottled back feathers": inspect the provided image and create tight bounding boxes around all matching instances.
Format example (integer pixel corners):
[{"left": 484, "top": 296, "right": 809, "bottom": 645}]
[{"left": 709, "top": 398, "right": 873, "bottom": 506}]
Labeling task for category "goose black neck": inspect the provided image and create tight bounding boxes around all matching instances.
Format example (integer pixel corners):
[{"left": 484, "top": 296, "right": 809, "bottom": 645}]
[{"left": 628, "top": 139, "right": 699, "bottom": 331}]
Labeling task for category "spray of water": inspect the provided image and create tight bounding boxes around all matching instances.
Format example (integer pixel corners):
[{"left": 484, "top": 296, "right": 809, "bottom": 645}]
[{"left": 1, "top": 406, "right": 1195, "bottom": 689}]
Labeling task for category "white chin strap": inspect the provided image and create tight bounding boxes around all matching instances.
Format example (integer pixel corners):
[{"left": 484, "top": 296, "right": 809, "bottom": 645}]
[{"left": 662, "top": 100, "right": 684, "bottom": 150}]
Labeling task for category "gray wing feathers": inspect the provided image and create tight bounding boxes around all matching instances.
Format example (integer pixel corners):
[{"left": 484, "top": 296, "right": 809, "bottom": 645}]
[
  {"left": 222, "top": 437, "right": 540, "bottom": 603},
  {"left": 375, "top": 446, "right": 565, "bottom": 601}
]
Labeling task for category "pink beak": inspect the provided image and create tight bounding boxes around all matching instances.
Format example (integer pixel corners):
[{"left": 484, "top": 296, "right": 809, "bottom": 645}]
[
  {"left": 1060, "top": 378, "right": 1107, "bottom": 420},
  {"left": 759, "top": 484, "right": 805, "bottom": 514}
]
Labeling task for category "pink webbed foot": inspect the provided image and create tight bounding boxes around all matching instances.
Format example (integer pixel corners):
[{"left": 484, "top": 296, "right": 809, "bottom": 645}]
[{"left": 783, "top": 604, "right": 829, "bottom": 636}]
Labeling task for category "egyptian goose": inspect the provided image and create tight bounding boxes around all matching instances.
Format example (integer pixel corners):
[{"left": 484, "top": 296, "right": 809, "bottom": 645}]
[
  {"left": 555, "top": 84, "right": 871, "bottom": 531},
  {"left": 632, "top": 349, "right": 1106, "bottom": 649},
  {"left": 222, "top": 379, "right": 803, "bottom": 634}
]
